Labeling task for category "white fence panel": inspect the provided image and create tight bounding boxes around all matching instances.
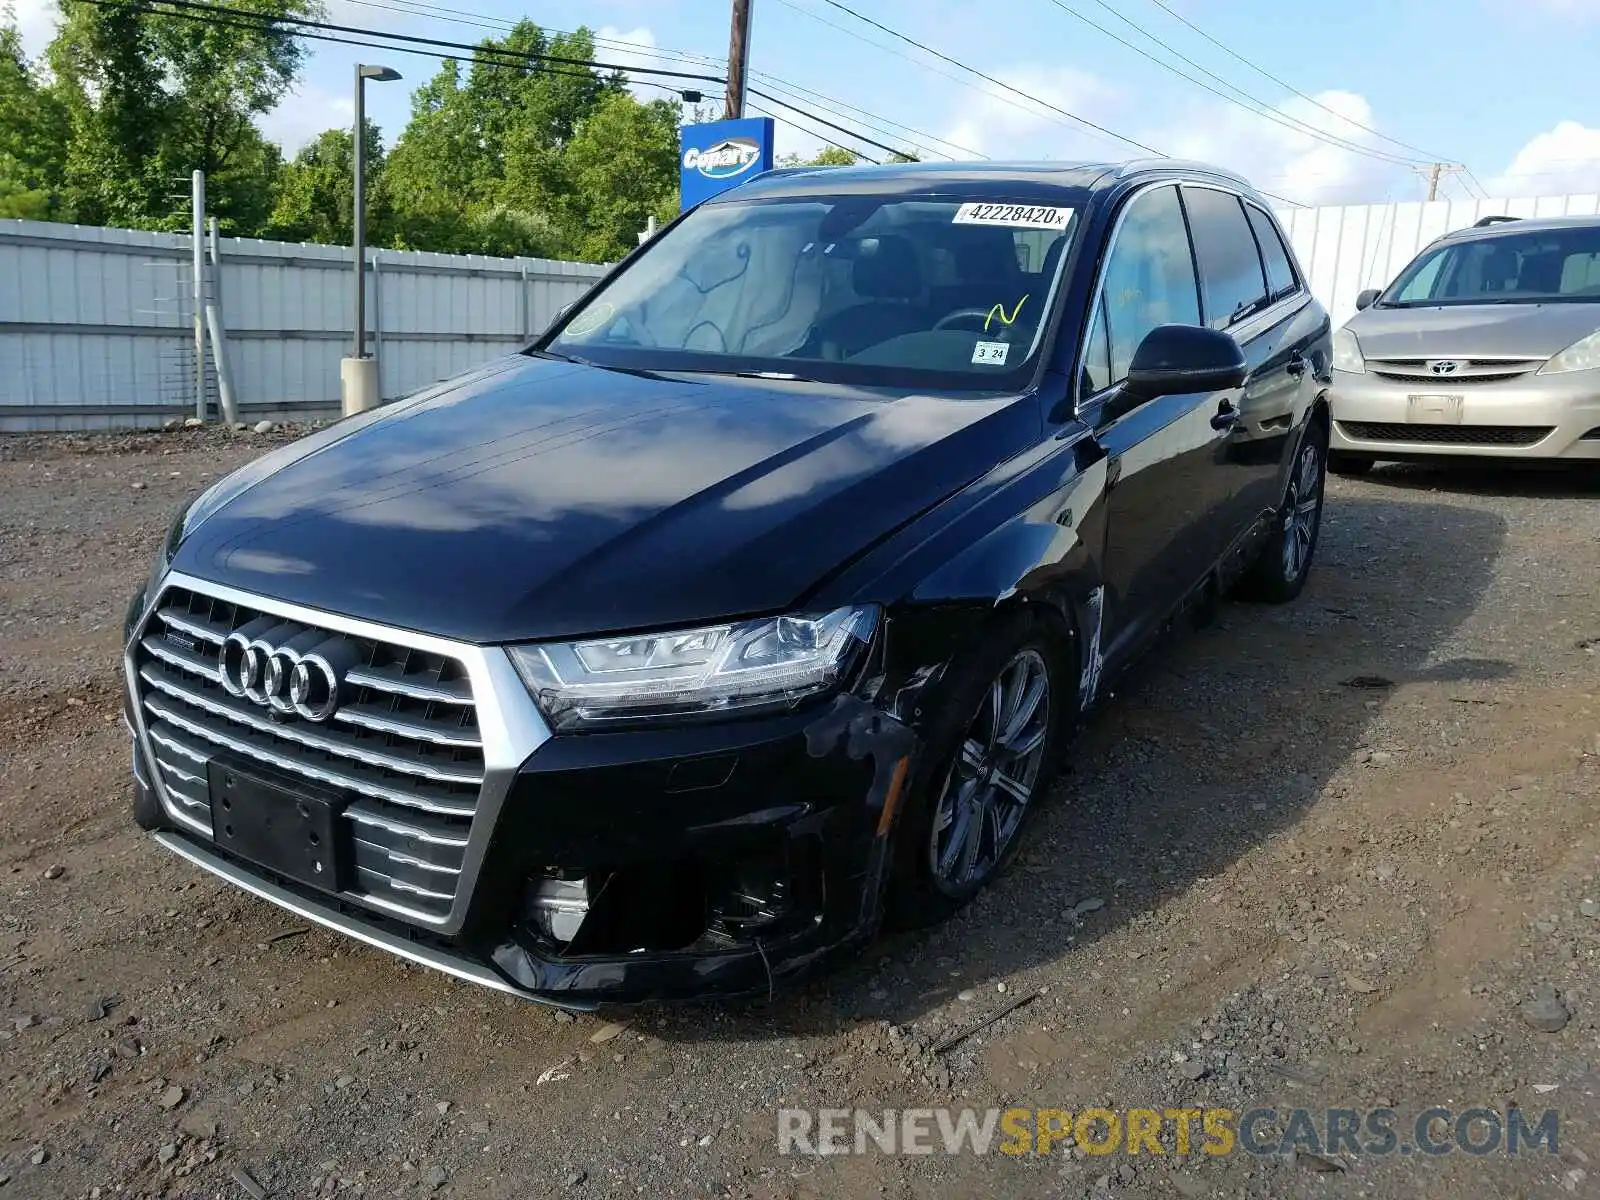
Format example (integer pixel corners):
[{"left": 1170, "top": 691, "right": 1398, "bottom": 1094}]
[
  {"left": 0, "top": 219, "right": 607, "bottom": 432},
  {"left": 1273, "top": 192, "right": 1600, "bottom": 326},
  {"left": 6, "top": 193, "right": 1598, "bottom": 431}
]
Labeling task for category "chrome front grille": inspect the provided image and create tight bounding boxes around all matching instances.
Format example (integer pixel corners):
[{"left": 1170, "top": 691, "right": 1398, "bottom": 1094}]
[
  {"left": 1366, "top": 358, "right": 1543, "bottom": 384},
  {"left": 133, "top": 584, "right": 485, "bottom": 922}
]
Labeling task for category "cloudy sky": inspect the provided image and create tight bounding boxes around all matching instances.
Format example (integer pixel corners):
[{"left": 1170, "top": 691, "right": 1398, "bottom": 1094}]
[{"left": 11, "top": 0, "right": 1600, "bottom": 206}]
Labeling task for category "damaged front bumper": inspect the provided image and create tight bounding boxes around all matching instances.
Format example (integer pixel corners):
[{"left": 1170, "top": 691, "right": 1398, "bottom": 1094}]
[{"left": 132, "top": 690, "right": 918, "bottom": 1008}]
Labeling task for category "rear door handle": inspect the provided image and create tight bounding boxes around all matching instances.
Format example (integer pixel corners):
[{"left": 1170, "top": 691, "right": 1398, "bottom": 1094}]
[
  {"left": 1211, "top": 402, "right": 1242, "bottom": 431},
  {"left": 1286, "top": 352, "right": 1307, "bottom": 378}
]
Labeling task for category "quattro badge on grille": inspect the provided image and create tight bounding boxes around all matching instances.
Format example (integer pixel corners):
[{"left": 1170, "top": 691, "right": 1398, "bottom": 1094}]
[{"left": 219, "top": 621, "right": 355, "bottom": 722}]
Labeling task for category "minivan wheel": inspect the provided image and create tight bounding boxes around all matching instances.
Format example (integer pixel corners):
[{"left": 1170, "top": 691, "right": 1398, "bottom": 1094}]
[
  {"left": 888, "top": 613, "right": 1063, "bottom": 925},
  {"left": 1328, "top": 451, "right": 1375, "bottom": 477},
  {"left": 1239, "top": 422, "right": 1327, "bottom": 604}
]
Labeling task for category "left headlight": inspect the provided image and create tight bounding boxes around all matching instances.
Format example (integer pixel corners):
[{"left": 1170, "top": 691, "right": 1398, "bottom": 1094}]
[
  {"left": 508, "top": 605, "right": 879, "bottom": 732},
  {"left": 1332, "top": 327, "right": 1365, "bottom": 374},
  {"left": 1539, "top": 328, "right": 1600, "bottom": 374}
]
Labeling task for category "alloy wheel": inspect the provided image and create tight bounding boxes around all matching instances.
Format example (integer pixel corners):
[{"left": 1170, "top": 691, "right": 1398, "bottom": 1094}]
[
  {"left": 1280, "top": 438, "right": 1324, "bottom": 583},
  {"left": 928, "top": 648, "right": 1052, "bottom": 890}
]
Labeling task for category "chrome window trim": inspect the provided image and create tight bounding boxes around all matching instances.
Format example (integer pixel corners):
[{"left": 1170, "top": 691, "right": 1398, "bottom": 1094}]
[
  {"left": 1072, "top": 177, "right": 1308, "bottom": 417},
  {"left": 125, "top": 569, "right": 552, "bottom": 935}
]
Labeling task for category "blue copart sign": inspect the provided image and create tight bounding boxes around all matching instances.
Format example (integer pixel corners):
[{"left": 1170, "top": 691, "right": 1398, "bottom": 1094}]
[{"left": 680, "top": 118, "right": 776, "bottom": 210}]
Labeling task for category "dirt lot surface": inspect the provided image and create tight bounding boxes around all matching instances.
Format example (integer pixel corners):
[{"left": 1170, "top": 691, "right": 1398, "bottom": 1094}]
[{"left": 2, "top": 426, "right": 1598, "bottom": 1200}]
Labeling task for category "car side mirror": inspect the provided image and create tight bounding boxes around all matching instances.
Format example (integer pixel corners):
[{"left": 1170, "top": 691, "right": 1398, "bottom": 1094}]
[
  {"left": 1355, "top": 288, "right": 1380, "bottom": 311},
  {"left": 1124, "top": 324, "right": 1247, "bottom": 401}
]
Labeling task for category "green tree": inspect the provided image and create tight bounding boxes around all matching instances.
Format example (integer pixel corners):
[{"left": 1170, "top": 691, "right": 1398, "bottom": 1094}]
[
  {"left": 46, "top": 0, "right": 316, "bottom": 229},
  {"left": 383, "top": 23, "right": 623, "bottom": 256},
  {"left": 808, "top": 146, "right": 859, "bottom": 166},
  {"left": 0, "top": 18, "right": 69, "bottom": 218},
  {"left": 528, "top": 91, "right": 680, "bottom": 262},
  {"left": 265, "top": 121, "right": 384, "bottom": 245}
]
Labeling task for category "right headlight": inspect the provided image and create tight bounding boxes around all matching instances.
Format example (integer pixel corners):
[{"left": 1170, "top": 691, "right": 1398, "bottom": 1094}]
[
  {"left": 1538, "top": 327, "right": 1600, "bottom": 374},
  {"left": 508, "top": 606, "right": 879, "bottom": 732},
  {"left": 1332, "top": 327, "right": 1365, "bottom": 374}
]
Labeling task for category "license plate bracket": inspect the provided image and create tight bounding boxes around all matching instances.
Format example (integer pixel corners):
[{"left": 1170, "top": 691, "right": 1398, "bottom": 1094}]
[
  {"left": 1405, "top": 393, "right": 1464, "bottom": 424},
  {"left": 208, "top": 757, "right": 346, "bottom": 892}
]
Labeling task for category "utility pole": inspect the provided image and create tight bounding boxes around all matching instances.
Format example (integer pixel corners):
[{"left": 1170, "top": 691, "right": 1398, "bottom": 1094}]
[
  {"left": 724, "top": 0, "right": 751, "bottom": 120},
  {"left": 1413, "top": 161, "right": 1467, "bottom": 201}
]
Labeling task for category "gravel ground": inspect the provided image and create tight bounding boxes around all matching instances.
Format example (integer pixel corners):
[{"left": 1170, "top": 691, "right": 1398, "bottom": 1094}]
[{"left": 1, "top": 426, "right": 1597, "bottom": 1200}]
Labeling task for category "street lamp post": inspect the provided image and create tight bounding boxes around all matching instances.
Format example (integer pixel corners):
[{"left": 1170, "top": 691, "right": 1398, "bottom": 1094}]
[{"left": 341, "top": 63, "right": 401, "bottom": 416}]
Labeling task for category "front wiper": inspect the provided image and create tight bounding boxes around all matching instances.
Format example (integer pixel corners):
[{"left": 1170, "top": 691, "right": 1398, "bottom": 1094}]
[
  {"left": 527, "top": 347, "right": 678, "bottom": 381},
  {"left": 670, "top": 367, "right": 827, "bottom": 383}
]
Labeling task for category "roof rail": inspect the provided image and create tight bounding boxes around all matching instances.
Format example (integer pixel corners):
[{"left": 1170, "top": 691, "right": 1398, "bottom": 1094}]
[
  {"left": 1111, "top": 158, "right": 1253, "bottom": 187},
  {"left": 1473, "top": 215, "right": 1519, "bottom": 227}
]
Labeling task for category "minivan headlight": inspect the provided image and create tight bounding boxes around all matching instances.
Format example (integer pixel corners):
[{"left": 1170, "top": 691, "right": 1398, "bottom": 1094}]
[
  {"left": 1332, "top": 327, "right": 1365, "bottom": 374},
  {"left": 1539, "top": 328, "right": 1600, "bottom": 374},
  {"left": 508, "top": 606, "right": 878, "bottom": 731}
]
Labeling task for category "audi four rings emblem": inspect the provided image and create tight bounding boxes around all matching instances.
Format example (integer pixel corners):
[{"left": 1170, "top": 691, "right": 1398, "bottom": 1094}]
[
  {"left": 1427, "top": 360, "right": 1463, "bottom": 375},
  {"left": 220, "top": 630, "right": 344, "bottom": 721}
]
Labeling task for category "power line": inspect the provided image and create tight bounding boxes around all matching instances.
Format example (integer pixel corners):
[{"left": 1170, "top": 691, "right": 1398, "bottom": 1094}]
[
  {"left": 1044, "top": 0, "right": 1428, "bottom": 169},
  {"left": 770, "top": 0, "right": 1116, "bottom": 148},
  {"left": 106, "top": 0, "right": 727, "bottom": 82},
  {"left": 1138, "top": 0, "right": 1457, "bottom": 165},
  {"left": 745, "top": 100, "right": 880, "bottom": 164},
  {"left": 77, "top": 0, "right": 924, "bottom": 167},
  {"left": 334, "top": 0, "right": 982, "bottom": 159},
  {"left": 811, "top": 0, "right": 1163, "bottom": 154},
  {"left": 747, "top": 86, "right": 915, "bottom": 160}
]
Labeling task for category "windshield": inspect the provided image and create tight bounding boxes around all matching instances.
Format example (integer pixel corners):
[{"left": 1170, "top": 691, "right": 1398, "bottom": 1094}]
[
  {"left": 543, "top": 194, "right": 1079, "bottom": 387},
  {"left": 1381, "top": 225, "right": 1600, "bottom": 307}
]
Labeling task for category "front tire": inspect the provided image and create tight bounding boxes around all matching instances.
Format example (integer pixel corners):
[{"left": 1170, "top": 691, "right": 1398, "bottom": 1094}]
[
  {"left": 888, "top": 613, "right": 1064, "bottom": 926},
  {"left": 1239, "top": 421, "right": 1328, "bottom": 604}
]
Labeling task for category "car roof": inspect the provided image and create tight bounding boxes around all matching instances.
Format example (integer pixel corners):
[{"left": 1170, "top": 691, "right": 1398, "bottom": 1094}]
[
  {"left": 724, "top": 158, "right": 1258, "bottom": 203},
  {"left": 1433, "top": 214, "right": 1600, "bottom": 245}
]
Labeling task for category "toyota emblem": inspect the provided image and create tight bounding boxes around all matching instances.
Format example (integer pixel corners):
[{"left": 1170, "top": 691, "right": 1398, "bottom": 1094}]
[{"left": 1427, "top": 360, "right": 1463, "bottom": 375}]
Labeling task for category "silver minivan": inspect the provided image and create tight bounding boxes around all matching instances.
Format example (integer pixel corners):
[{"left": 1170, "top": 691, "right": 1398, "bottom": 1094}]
[{"left": 1328, "top": 215, "right": 1600, "bottom": 473}]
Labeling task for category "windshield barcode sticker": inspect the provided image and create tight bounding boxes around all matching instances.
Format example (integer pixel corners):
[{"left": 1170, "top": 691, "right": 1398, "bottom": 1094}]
[
  {"left": 972, "top": 341, "right": 1010, "bottom": 366},
  {"left": 953, "top": 203, "right": 1074, "bottom": 231}
]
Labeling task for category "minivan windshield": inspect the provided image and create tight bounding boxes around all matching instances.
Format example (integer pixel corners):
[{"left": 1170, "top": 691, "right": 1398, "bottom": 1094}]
[
  {"left": 543, "top": 193, "right": 1079, "bottom": 387},
  {"left": 1380, "top": 224, "right": 1600, "bottom": 307}
]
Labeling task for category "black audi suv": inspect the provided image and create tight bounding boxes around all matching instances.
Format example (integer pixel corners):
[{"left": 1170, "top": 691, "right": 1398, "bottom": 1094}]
[{"left": 125, "top": 159, "right": 1333, "bottom": 1006}]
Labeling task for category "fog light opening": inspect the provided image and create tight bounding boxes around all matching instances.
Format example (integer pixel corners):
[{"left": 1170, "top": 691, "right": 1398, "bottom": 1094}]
[{"left": 522, "top": 871, "right": 591, "bottom": 946}]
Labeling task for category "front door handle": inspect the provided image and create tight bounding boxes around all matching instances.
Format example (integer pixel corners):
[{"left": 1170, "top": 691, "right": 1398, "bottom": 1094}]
[
  {"left": 1286, "top": 352, "right": 1307, "bottom": 378},
  {"left": 1211, "top": 402, "right": 1242, "bottom": 431}
]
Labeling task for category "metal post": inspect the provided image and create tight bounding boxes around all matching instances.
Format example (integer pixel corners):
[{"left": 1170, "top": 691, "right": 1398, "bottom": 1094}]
[
  {"left": 203, "top": 217, "right": 239, "bottom": 425},
  {"left": 191, "top": 170, "right": 206, "bottom": 420},
  {"left": 724, "top": 0, "right": 752, "bottom": 119},
  {"left": 207, "top": 217, "right": 223, "bottom": 313},
  {"left": 353, "top": 64, "right": 367, "bottom": 361},
  {"left": 519, "top": 261, "right": 531, "bottom": 339},
  {"left": 370, "top": 250, "right": 383, "bottom": 402}
]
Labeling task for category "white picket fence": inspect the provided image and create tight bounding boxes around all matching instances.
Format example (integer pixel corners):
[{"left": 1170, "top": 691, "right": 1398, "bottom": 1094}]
[
  {"left": 0, "top": 219, "right": 606, "bottom": 432},
  {"left": 3, "top": 191, "right": 1597, "bottom": 431}
]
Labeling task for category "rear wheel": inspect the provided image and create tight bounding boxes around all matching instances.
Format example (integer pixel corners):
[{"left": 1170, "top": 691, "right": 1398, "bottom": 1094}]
[
  {"left": 1327, "top": 451, "right": 1375, "bottom": 477},
  {"left": 888, "top": 613, "right": 1064, "bottom": 925},
  {"left": 1239, "top": 422, "right": 1327, "bottom": 603}
]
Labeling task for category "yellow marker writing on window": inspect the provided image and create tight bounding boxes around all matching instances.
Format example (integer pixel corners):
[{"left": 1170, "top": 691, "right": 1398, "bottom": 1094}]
[{"left": 984, "top": 294, "right": 1029, "bottom": 333}]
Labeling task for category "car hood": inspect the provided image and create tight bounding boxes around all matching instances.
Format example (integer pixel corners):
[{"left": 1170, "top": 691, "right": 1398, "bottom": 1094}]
[
  {"left": 1346, "top": 302, "right": 1600, "bottom": 361},
  {"left": 173, "top": 355, "right": 1036, "bottom": 643}
]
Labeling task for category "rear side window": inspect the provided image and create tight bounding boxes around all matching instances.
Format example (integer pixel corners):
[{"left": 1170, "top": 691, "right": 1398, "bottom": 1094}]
[
  {"left": 1183, "top": 187, "right": 1269, "bottom": 327},
  {"left": 1245, "top": 204, "right": 1298, "bottom": 299}
]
